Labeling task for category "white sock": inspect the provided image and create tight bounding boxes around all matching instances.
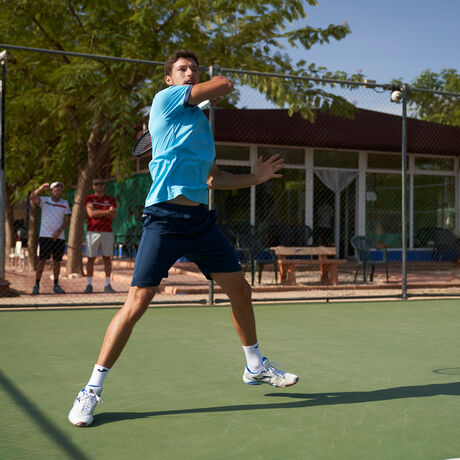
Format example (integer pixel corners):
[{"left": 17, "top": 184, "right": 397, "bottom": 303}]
[
  {"left": 87, "top": 277, "right": 92, "bottom": 286},
  {"left": 87, "top": 364, "right": 110, "bottom": 389},
  {"left": 242, "top": 343, "right": 264, "bottom": 373},
  {"left": 105, "top": 277, "right": 111, "bottom": 286}
]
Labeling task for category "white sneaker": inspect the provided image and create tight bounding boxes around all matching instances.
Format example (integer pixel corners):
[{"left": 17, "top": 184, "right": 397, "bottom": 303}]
[
  {"left": 68, "top": 386, "right": 103, "bottom": 427},
  {"left": 243, "top": 357, "right": 299, "bottom": 388}
]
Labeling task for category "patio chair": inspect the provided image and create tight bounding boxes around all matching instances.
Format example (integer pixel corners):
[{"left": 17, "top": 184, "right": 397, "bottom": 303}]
[
  {"left": 9, "top": 240, "right": 28, "bottom": 270},
  {"left": 350, "top": 235, "right": 389, "bottom": 283},
  {"left": 287, "top": 224, "right": 313, "bottom": 246},
  {"left": 233, "top": 223, "right": 278, "bottom": 285},
  {"left": 416, "top": 227, "right": 460, "bottom": 261},
  {"left": 264, "top": 224, "right": 313, "bottom": 246},
  {"left": 432, "top": 228, "right": 460, "bottom": 261},
  {"left": 117, "top": 224, "right": 142, "bottom": 259}
]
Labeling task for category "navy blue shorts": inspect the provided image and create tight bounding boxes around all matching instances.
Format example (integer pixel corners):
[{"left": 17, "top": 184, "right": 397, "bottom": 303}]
[{"left": 131, "top": 203, "right": 242, "bottom": 287}]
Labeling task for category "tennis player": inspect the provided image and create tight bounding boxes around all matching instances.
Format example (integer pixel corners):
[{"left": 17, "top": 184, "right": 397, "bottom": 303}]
[{"left": 68, "top": 49, "right": 298, "bottom": 427}]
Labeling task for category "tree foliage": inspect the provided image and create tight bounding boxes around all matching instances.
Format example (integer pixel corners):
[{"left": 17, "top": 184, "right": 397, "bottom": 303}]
[
  {"left": 408, "top": 69, "right": 460, "bottom": 127},
  {"left": 0, "top": 0, "right": 362, "bottom": 272}
]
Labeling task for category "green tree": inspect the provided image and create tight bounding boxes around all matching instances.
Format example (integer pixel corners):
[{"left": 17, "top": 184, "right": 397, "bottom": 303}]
[
  {"left": 408, "top": 69, "right": 460, "bottom": 127},
  {"left": 0, "top": 0, "right": 361, "bottom": 274}
]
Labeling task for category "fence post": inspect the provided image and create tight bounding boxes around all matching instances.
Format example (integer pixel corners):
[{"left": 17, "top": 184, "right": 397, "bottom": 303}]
[
  {"left": 208, "top": 64, "right": 217, "bottom": 305},
  {"left": 401, "top": 85, "right": 409, "bottom": 300},
  {"left": 0, "top": 51, "right": 7, "bottom": 281}
]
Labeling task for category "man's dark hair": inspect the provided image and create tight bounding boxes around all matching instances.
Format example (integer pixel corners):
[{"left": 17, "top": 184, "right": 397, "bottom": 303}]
[{"left": 164, "top": 50, "right": 199, "bottom": 76}]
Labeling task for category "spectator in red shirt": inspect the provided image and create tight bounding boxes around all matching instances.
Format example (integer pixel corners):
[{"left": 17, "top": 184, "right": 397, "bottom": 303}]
[{"left": 83, "top": 179, "right": 117, "bottom": 293}]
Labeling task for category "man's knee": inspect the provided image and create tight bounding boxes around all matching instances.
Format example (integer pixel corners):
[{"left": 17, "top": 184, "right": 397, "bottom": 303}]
[
  {"left": 121, "top": 286, "right": 157, "bottom": 324},
  {"left": 227, "top": 277, "right": 252, "bottom": 303},
  {"left": 36, "top": 258, "right": 46, "bottom": 272}
]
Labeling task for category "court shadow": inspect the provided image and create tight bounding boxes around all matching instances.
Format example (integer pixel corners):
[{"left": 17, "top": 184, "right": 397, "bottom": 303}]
[
  {"left": 93, "top": 381, "right": 460, "bottom": 427},
  {"left": 0, "top": 370, "right": 88, "bottom": 460}
]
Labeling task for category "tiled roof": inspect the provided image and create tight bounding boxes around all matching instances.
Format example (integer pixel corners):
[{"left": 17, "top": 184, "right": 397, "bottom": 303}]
[{"left": 213, "top": 108, "right": 460, "bottom": 156}]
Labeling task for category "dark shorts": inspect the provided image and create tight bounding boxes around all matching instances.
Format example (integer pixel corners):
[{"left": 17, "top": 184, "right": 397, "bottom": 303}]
[
  {"left": 38, "top": 237, "right": 66, "bottom": 261},
  {"left": 131, "top": 203, "right": 242, "bottom": 287}
]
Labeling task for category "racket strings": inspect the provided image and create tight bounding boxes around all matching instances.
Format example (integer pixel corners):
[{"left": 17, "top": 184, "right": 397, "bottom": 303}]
[{"left": 133, "top": 132, "right": 152, "bottom": 157}]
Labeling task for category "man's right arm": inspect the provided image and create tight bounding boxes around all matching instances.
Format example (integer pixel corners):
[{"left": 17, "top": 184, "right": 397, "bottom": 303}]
[
  {"left": 188, "top": 76, "right": 233, "bottom": 106},
  {"left": 86, "top": 201, "right": 115, "bottom": 219},
  {"left": 30, "top": 183, "right": 49, "bottom": 205}
]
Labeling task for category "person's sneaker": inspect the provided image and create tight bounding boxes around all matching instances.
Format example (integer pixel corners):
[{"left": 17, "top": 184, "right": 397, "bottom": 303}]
[
  {"left": 53, "top": 284, "right": 65, "bottom": 294},
  {"left": 68, "top": 386, "right": 103, "bottom": 427},
  {"left": 243, "top": 357, "right": 299, "bottom": 388},
  {"left": 104, "top": 284, "right": 115, "bottom": 293},
  {"left": 32, "top": 285, "right": 39, "bottom": 295},
  {"left": 83, "top": 285, "right": 93, "bottom": 294}
]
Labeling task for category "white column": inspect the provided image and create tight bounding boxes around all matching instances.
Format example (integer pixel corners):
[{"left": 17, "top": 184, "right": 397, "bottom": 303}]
[
  {"left": 305, "top": 148, "right": 314, "bottom": 235},
  {"left": 408, "top": 154, "right": 414, "bottom": 248},
  {"left": 455, "top": 157, "right": 460, "bottom": 233},
  {"left": 334, "top": 190, "right": 341, "bottom": 256},
  {"left": 357, "top": 151, "right": 367, "bottom": 235},
  {"left": 249, "top": 145, "right": 257, "bottom": 226}
]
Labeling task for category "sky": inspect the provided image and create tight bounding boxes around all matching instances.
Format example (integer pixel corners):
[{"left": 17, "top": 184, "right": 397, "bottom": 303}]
[{"left": 285, "top": 0, "right": 459, "bottom": 84}]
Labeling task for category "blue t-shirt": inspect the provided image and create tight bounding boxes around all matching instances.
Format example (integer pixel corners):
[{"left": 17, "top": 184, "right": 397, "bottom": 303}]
[{"left": 145, "top": 85, "right": 215, "bottom": 206}]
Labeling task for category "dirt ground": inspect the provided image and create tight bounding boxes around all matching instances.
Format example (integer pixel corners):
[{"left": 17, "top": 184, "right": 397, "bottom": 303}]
[{"left": 2, "top": 256, "right": 460, "bottom": 308}]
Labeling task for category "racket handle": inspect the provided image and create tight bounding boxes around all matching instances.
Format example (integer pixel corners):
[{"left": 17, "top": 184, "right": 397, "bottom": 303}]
[{"left": 198, "top": 100, "right": 211, "bottom": 110}]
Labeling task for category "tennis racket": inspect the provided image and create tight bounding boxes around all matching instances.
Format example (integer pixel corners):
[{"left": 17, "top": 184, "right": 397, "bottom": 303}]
[{"left": 131, "top": 100, "right": 211, "bottom": 157}]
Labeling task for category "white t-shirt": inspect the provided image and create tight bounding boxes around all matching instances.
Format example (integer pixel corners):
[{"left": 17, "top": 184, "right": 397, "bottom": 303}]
[{"left": 39, "top": 196, "right": 71, "bottom": 240}]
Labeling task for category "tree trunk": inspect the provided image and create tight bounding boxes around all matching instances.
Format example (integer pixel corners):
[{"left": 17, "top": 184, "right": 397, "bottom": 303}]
[
  {"left": 4, "top": 192, "right": 15, "bottom": 255},
  {"left": 65, "top": 163, "right": 93, "bottom": 276},
  {"left": 66, "top": 129, "right": 112, "bottom": 276},
  {"left": 27, "top": 202, "right": 39, "bottom": 272}
]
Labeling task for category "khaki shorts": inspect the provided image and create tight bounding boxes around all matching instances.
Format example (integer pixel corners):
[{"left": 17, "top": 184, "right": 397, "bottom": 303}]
[{"left": 86, "top": 231, "right": 114, "bottom": 258}]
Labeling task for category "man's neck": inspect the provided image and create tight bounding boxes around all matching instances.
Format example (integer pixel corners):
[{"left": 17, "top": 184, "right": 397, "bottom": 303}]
[{"left": 95, "top": 192, "right": 105, "bottom": 198}]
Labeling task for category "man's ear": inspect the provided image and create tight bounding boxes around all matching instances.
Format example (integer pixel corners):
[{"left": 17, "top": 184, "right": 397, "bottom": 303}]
[{"left": 165, "top": 75, "right": 173, "bottom": 86}]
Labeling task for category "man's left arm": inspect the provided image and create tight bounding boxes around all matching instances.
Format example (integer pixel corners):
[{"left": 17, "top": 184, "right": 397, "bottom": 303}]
[
  {"left": 108, "top": 204, "right": 117, "bottom": 220},
  {"left": 207, "top": 155, "right": 285, "bottom": 190}
]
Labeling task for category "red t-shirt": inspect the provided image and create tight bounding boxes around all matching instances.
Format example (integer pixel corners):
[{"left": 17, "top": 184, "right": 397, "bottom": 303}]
[{"left": 84, "top": 194, "right": 116, "bottom": 232}]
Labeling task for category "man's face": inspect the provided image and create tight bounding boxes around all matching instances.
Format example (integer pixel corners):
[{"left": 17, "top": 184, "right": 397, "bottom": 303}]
[
  {"left": 51, "top": 185, "right": 63, "bottom": 200},
  {"left": 165, "top": 57, "right": 199, "bottom": 87},
  {"left": 93, "top": 180, "right": 105, "bottom": 193}
]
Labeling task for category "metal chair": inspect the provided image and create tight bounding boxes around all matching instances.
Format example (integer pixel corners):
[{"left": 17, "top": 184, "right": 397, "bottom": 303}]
[
  {"left": 117, "top": 224, "right": 142, "bottom": 259},
  {"left": 233, "top": 223, "right": 278, "bottom": 285},
  {"left": 350, "top": 235, "right": 389, "bottom": 283},
  {"left": 416, "top": 226, "right": 460, "bottom": 261},
  {"left": 432, "top": 228, "right": 460, "bottom": 261},
  {"left": 9, "top": 240, "right": 28, "bottom": 270}
]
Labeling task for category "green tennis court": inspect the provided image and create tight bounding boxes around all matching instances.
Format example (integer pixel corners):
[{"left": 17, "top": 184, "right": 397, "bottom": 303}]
[{"left": 2, "top": 299, "right": 460, "bottom": 459}]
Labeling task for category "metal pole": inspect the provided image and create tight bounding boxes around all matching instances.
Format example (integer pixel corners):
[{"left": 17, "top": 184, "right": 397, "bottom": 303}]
[
  {"left": 401, "top": 86, "right": 408, "bottom": 300},
  {"left": 0, "top": 52, "right": 7, "bottom": 280},
  {"left": 208, "top": 64, "right": 216, "bottom": 305}
]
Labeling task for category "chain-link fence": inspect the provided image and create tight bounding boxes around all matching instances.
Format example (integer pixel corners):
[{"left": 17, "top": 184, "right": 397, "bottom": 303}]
[
  {"left": 209, "top": 69, "right": 460, "bottom": 300},
  {"left": 2, "top": 45, "right": 460, "bottom": 303}
]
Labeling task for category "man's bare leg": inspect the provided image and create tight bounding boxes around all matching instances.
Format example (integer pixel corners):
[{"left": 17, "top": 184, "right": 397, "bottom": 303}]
[
  {"left": 102, "top": 255, "right": 112, "bottom": 278},
  {"left": 96, "top": 285, "right": 157, "bottom": 368},
  {"left": 35, "top": 258, "right": 46, "bottom": 282},
  {"left": 68, "top": 285, "right": 158, "bottom": 426},
  {"left": 211, "top": 271, "right": 256, "bottom": 346},
  {"left": 211, "top": 271, "right": 299, "bottom": 388},
  {"left": 86, "top": 257, "right": 96, "bottom": 277},
  {"left": 53, "top": 259, "right": 61, "bottom": 282}
]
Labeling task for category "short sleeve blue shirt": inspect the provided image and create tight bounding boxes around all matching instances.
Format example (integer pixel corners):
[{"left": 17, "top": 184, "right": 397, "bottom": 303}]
[{"left": 145, "top": 85, "right": 215, "bottom": 206}]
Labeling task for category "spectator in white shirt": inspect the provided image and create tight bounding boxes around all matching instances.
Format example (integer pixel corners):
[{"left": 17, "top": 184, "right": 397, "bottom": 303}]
[{"left": 29, "top": 182, "right": 71, "bottom": 295}]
